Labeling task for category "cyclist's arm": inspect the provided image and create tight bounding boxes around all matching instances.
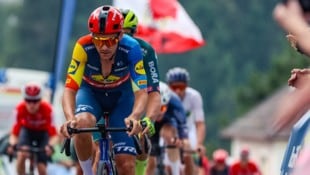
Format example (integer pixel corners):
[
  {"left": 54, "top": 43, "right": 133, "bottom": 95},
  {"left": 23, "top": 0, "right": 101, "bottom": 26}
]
[
  {"left": 62, "top": 88, "right": 78, "bottom": 121},
  {"left": 192, "top": 91, "right": 206, "bottom": 146},
  {"left": 62, "top": 42, "right": 87, "bottom": 121},
  {"left": 170, "top": 96, "right": 188, "bottom": 139},
  {"left": 10, "top": 109, "right": 20, "bottom": 145},
  {"left": 144, "top": 46, "right": 161, "bottom": 121},
  {"left": 146, "top": 92, "right": 161, "bottom": 121},
  {"left": 128, "top": 44, "right": 148, "bottom": 120},
  {"left": 196, "top": 122, "right": 205, "bottom": 145}
]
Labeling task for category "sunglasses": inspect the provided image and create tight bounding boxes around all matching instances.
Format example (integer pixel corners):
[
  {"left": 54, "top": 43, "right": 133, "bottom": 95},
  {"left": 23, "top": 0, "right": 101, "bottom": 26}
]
[
  {"left": 25, "top": 99, "right": 41, "bottom": 104},
  {"left": 92, "top": 35, "right": 119, "bottom": 48},
  {"left": 169, "top": 84, "right": 187, "bottom": 91}
]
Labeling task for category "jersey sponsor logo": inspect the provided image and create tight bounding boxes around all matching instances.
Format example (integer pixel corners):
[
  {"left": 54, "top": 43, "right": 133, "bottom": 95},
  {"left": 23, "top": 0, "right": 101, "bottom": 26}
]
[
  {"left": 68, "top": 59, "right": 80, "bottom": 74},
  {"left": 138, "top": 80, "right": 147, "bottom": 85},
  {"left": 114, "top": 66, "right": 128, "bottom": 72},
  {"left": 91, "top": 74, "right": 121, "bottom": 83},
  {"left": 65, "top": 78, "right": 71, "bottom": 84},
  {"left": 76, "top": 104, "right": 93, "bottom": 113},
  {"left": 135, "top": 60, "right": 146, "bottom": 75},
  {"left": 85, "top": 45, "right": 95, "bottom": 51},
  {"left": 141, "top": 48, "right": 147, "bottom": 57},
  {"left": 114, "top": 146, "right": 136, "bottom": 154},
  {"left": 148, "top": 61, "right": 159, "bottom": 83},
  {"left": 86, "top": 64, "right": 99, "bottom": 71},
  {"left": 118, "top": 47, "right": 129, "bottom": 53},
  {"left": 116, "top": 60, "right": 124, "bottom": 67}
]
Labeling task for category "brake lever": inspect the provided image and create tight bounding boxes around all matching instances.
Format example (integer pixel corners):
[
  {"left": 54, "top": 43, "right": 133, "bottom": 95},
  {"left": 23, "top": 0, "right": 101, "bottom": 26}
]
[{"left": 60, "top": 138, "right": 71, "bottom": 156}]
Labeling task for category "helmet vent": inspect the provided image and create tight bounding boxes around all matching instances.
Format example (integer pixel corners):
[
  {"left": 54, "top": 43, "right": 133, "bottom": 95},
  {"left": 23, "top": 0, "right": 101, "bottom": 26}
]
[
  {"left": 130, "top": 15, "right": 136, "bottom": 22},
  {"left": 113, "top": 24, "right": 120, "bottom": 30},
  {"left": 99, "top": 17, "right": 106, "bottom": 33},
  {"left": 102, "top": 6, "right": 110, "bottom": 11}
]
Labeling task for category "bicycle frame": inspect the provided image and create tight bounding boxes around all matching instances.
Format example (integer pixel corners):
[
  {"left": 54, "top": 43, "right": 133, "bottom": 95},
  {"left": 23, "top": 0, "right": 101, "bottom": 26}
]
[
  {"left": 96, "top": 113, "right": 116, "bottom": 175},
  {"left": 62, "top": 112, "right": 142, "bottom": 175}
]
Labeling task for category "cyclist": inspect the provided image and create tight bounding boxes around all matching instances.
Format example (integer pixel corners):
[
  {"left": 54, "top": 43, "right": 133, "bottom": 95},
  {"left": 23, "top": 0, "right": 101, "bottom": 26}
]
[
  {"left": 210, "top": 149, "right": 229, "bottom": 175},
  {"left": 59, "top": 5, "right": 148, "bottom": 175},
  {"left": 166, "top": 67, "right": 207, "bottom": 175},
  {"left": 120, "top": 8, "right": 160, "bottom": 175},
  {"left": 146, "top": 81, "right": 188, "bottom": 175},
  {"left": 7, "top": 82, "right": 58, "bottom": 175}
]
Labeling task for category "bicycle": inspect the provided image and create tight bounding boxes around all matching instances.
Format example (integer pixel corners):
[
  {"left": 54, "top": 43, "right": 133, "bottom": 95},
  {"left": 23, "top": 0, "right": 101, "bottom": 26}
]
[
  {"left": 61, "top": 112, "right": 144, "bottom": 175},
  {"left": 8, "top": 143, "right": 47, "bottom": 175}
]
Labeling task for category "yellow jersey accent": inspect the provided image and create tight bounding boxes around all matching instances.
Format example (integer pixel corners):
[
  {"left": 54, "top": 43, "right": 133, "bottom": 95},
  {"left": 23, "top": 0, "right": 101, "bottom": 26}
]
[{"left": 134, "top": 60, "right": 146, "bottom": 75}]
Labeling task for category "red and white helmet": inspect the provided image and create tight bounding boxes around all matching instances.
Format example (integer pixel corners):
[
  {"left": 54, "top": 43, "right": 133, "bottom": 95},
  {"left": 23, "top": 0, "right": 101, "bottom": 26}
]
[
  {"left": 88, "top": 5, "right": 124, "bottom": 34},
  {"left": 22, "top": 82, "right": 42, "bottom": 100},
  {"left": 213, "top": 149, "right": 228, "bottom": 164}
]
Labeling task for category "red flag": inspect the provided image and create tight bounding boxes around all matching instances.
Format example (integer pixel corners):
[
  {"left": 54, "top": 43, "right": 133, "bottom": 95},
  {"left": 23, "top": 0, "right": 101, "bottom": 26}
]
[{"left": 113, "top": 0, "right": 206, "bottom": 54}]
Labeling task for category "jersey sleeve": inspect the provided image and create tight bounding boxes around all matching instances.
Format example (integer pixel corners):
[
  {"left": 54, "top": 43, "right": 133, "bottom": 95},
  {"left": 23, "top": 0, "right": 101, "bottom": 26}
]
[
  {"left": 192, "top": 91, "right": 205, "bottom": 122},
  {"left": 65, "top": 42, "right": 87, "bottom": 91},
  {"left": 128, "top": 44, "right": 147, "bottom": 90},
  {"left": 143, "top": 45, "right": 160, "bottom": 93},
  {"left": 11, "top": 109, "right": 21, "bottom": 136},
  {"left": 47, "top": 108, "right": 57, "bottom": 137},
  {"left": 170, "top": 95, "right": 188, "bottom": 139}
]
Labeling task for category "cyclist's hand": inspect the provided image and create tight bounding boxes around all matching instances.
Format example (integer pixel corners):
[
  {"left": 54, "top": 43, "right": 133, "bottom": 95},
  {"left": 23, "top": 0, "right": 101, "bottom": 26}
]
[
  {"left": 45, "top": 145, "right": 54, "bottom": 157},
  {"left": 124, "top": 117, "right": 142, "bottom": 136},
  {"left": 196, "top": 144, "right": 206, "bottom": 157},
  {"left": 60, "top": 120, "right": 77, "bottom": 138},
  {"left": 141, "top": 117, "right": 155, "bottom": 136},
  {"left": 7, "top": 144, "right": 16, "bottom": 155}
]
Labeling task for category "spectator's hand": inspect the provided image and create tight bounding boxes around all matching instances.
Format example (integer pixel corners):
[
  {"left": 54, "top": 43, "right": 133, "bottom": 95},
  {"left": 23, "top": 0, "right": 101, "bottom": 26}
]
[
  {"left": 59, "top": 119, "right": 77, "bottom": 138},
  {"left": 124, "top": 117, "right": 142, "bottom": 136},
  {"left": 288, "top": 68, "right": 310, "bottom": 88},
  {"left": 287, "top": 34, "right": 298, "bottom": 50},
  {"left": 273, "top": 0, "right": 305, "bottom": 32}
]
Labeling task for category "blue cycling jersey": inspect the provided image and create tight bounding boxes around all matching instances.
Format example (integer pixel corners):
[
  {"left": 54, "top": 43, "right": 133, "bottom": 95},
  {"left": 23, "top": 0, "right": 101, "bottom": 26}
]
[{"left": 164, "top": 93, "right": 188, "bottom": 139}]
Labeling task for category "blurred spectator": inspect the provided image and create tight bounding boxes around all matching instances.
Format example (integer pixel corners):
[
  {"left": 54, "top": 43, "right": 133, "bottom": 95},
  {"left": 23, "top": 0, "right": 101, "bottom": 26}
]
[
  {"left": 229, "top": 148, "right": 261, "bottom": 175},
  {"left": 210, "top": 149, "right": 229, "bottom": 175}
]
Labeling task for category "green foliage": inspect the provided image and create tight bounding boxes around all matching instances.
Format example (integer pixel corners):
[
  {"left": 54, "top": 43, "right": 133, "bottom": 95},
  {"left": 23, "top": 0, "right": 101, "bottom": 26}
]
[{"left": 236, "top": 46, "right": 310, "bottom": 115}]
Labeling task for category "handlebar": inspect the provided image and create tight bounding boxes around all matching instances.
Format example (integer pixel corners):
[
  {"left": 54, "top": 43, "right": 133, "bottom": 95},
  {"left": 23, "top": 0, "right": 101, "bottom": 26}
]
[
  {"left": 8, "top": 146, "right": 46, "bottom": 162},
  {"left": 61, "top": 121, "right": 147, "bottom": 156}
]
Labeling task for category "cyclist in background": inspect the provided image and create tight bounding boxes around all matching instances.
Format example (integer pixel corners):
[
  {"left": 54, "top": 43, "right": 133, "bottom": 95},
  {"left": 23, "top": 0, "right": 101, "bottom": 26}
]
[
  {"left": 166, "top": 67, "right": 207, "bottom": 175},
  {"left": 210, "top": 149, "right": 229, "bottom": 175},
  {"left": 120, "top": 8, "right": 160, "bottom": 175},
  {"left": 146, "top": 81, "right": 188, "bottom": 175},
  {"left": 59, "top": 5, "right": 148, "bottom": 175},
  {"left": 7, "top": 82, "right": 58, "bottom": 175}
]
